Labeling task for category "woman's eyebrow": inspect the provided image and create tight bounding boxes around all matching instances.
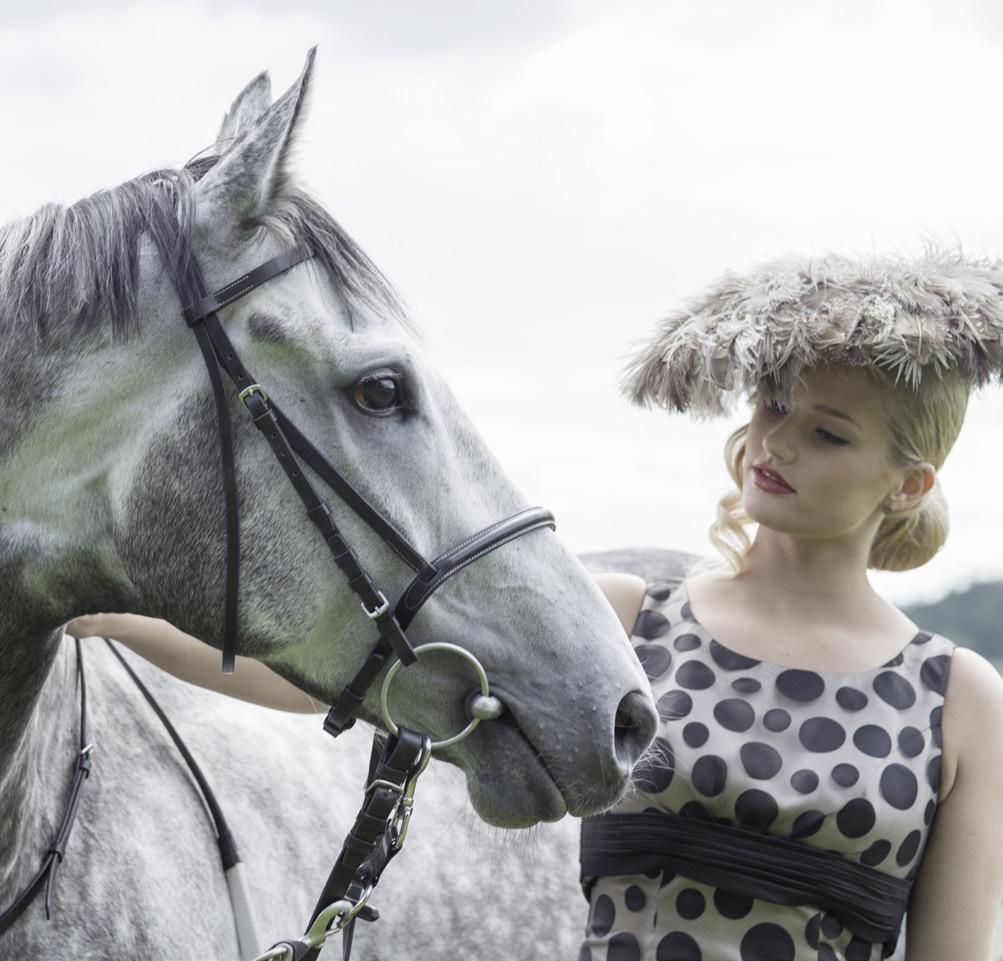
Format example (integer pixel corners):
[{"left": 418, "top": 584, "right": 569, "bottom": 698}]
[{"left": 813, "top": 404, "right": 861, "bottom": 428}]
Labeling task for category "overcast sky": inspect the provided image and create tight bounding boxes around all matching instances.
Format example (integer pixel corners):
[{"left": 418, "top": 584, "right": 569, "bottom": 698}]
[{"left": 4, "top": 0, "right": 1003, "bottom": 608}]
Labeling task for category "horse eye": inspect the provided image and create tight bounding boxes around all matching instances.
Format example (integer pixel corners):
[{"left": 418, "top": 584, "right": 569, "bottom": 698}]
[{"left": 353, "top": 373, "right": 403, "bottom": 414}]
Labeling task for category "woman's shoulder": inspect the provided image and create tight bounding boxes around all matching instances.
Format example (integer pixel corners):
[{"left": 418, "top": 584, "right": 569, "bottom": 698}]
[{"left": 591, "top": 572, "right": 649, "bottom": 635}]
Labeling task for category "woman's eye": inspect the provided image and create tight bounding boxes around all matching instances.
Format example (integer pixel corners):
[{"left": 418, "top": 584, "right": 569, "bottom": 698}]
[
  {"left": 817, "top": 429, "right": 848, "bottom": 445},
  {"left": 353, "top": 373, "right": 403, "bottom": 414}
]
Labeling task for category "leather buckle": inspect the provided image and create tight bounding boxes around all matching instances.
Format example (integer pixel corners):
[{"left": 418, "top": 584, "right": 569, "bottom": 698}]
[
  {"left": 238, "top": 383, "right": 268, "bottom": 408},
  {"left": 361, "top": 591, "right": 390, "bottom": 620}
]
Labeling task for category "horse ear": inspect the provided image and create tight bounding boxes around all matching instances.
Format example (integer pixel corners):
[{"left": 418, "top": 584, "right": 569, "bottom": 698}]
[
  {"left": 214, "top": 70, "right": 273, "bottom": 152},
  {"left": 196, "top": 46, "right": 316, "bottom": 228}
]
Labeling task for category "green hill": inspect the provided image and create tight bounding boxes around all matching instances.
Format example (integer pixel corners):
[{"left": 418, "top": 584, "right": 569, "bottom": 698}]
[{"left": 902, "top": 579, "right": 1003, "bottom": 665}]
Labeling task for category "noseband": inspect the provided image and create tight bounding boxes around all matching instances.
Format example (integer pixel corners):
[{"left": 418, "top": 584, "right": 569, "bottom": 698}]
[{"left": 171, "top": 232, "right": 556, "bottom": 738}]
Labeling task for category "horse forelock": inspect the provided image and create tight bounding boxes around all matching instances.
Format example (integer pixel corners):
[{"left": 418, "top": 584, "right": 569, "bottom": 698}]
[{"left": 0, "top": 153, "right": 417, "bottom": 354}]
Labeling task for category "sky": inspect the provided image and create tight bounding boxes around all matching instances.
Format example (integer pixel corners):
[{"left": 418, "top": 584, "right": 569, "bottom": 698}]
[{"left": 3, "top": 0, "right": 1003, "bottom": 608}]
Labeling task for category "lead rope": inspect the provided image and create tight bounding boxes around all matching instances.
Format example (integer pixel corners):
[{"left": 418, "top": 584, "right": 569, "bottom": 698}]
[{"left": 256, "top": 728, "right": 432, "bottom": 961}]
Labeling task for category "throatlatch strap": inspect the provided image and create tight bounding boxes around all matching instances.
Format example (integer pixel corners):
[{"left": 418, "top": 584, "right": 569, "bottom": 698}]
[{"left": 580, "top": 811, "right": 912, "bottom": 953}]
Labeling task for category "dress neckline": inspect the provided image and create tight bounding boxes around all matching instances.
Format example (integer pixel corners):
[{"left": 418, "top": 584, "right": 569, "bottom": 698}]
[{"left": 676, "top": 579, "right": 924, "bottom": 676}]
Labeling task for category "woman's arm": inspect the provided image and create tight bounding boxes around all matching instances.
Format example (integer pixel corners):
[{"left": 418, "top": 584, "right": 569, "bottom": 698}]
[
  {"left": 903, "top": 647, "right": 1003, "bottom": 960},
  {"left": 592, "top": 572, "right": 647, "bottom": 636},
  {"left": 64, "top": 613, "right": 327, "bottom": 714}
]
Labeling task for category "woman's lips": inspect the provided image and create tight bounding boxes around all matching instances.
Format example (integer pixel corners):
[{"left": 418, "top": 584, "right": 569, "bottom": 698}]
[{"left": 753, "top": 466, "right": 795, "bottom": 493}]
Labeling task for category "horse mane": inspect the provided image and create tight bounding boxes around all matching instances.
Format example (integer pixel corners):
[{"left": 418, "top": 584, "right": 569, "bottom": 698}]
[{"left": 0, "top": 154, "right": 413, "bottom": 346}]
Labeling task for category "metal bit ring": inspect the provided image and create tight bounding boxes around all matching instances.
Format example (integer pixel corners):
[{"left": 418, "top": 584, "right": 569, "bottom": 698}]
[{"left": 380, "top": 642, "right": 501, "bottom": 750}]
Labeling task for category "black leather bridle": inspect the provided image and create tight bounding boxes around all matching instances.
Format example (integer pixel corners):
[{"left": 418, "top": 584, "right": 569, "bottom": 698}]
[
  {"left": 1, "top": 213, "right": 558, "bottom": 955},
  {"left": 172, "top": 233, "right": 556, "bottom": 735}
]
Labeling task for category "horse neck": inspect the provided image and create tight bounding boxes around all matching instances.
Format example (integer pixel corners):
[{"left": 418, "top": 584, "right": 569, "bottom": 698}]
[{"left": 0, "top": 627, "right": 79, "bottom": 891}]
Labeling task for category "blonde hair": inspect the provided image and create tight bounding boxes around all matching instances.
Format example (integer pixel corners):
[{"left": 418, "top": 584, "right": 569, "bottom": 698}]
[{"left": 685, "top": 363, "right": 970, "bottom": 579}]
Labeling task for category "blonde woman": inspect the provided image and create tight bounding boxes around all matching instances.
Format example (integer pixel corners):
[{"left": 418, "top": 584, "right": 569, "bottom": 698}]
[{"left": 576, "top": 252, "right": 1003, "bottom": 961}]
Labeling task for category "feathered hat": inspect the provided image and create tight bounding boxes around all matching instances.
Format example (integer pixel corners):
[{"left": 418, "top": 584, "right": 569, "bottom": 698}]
[{"left": 620, "top": 246, "right": 1003, "bottom": 419}]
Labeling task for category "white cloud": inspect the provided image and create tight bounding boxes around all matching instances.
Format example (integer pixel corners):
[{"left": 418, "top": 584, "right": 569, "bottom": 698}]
[{"left": 4, "top": 0, "right": 1003, "bottom": 607}]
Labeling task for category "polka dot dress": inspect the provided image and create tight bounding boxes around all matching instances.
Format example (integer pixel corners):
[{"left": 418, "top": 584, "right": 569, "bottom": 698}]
[{"left": 579, "top": 578, "right": 956, "bottom": 961}]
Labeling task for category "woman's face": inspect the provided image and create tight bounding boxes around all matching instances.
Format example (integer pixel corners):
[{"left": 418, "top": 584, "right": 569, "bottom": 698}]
[{"left": 742, "top": 364, "right": 920, "bottom": 540}]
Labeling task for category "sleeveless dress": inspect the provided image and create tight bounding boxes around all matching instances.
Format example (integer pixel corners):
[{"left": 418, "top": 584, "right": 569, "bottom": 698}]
[{"left": 579, "top": 578, "right": 957, "bottom": 961}]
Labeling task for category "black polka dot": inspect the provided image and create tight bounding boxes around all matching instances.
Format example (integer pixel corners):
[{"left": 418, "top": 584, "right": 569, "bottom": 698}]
[
  {"left": 790, "top": 810, "right": 825, "bottom": 839},
  {"left": 677, "top": 660, "right": 716, "bottom": 690},
  {"left": 882, "top": 650, "right": 906, "bottom": 667},
  {"left": 860, "top": 839, "right": 890, "bottom": 866},
  {"left": 660, "top": 870, "right": 677, "bottom": 887},
  {"left": 921, "top": 654, "right": 951, "bottom": 694},
  {"left": 692, "top": 755, "right": 728, "bottom": 796},
  {"left": 928, "top": 754, "right": 942, "bottom": 793},
  {"left": 714, "top": 888, "right": 753, "bottom": 919},
  {"left": 577, "top": 943, "right": 592, "bottom": 961},
  {"left": 739, "top": 922, "right": 795, "bottom": 961},
  {"left": 880, "top": 763, "right": 918, "bottom": 810},
  {"left": 636, "top": 644, "right": 673, "bottom": 679},
  {"left": 763, "top": 708, "right": 791, "bottom": 732},
  {"left": 656, "top": 932, "right": 702, "bottom": 961},
  {"left": 873, "top": 671, "right": 916, "bottom": 709},
  {"left": 831, "top": 763, "right": 859, "bottom": 787},
  {"left": 657, "top": 689, "right": 693, "bottom": 721},
  {"left": 710, "top": 640, "right": 762, "bottom": 671},
  {"left": 818, "top": 945, "right": 838, "bottom": 961},
  {"left": 835, "top": 798, "right": 876, "bottom": 838},
  {"left": 846, "top": 935, "right": 872, "bottom": 961},
  {"left": 835, "top": 686, "right": 868, "bottom": 711},
  {"left": 790, "top": 769, "right": 819, "bottom": 794},
  {"left": 804, "top": 915, "right": 820, "bottom": 948},
  {"left": 675, "top": 633, "right": 702, "bottom": 652},
  {"left": 896, "top": 829, "right": 922, "bottom": 866},
  {"left": 633, "top": 737, "right": 675, "bottom": 794},
  {"left": 633, "top": 609, "right": 670, "bottom": 640},
  {"left": 715, "top": 698, "right": 756, "bottom": 732},
  {"left": 776, "top": 670, "right": 825, "bottom": 702},
  {"left": 679, "top": 800, "right": 713, "bottom": 821},
  {"left": 590, "top": 894, "right": 614, "bottom": 936},
  {"left": 735, "top": 789, "right": 778, "bottom": 830},
  {"left": 924, "top": 799, "right": 936, "bottom": 825},
  {"left": 930, "top": 706, "right": 943, "bottom": 748},
  {"left": 914, "top": 629, "right": 934, "bottom": 645},
  {"left": 624, "top": 885, "right": 646, "bottom": 911},
  {"left": 607, "top": 932, "right": 642, "bottom": 961},
  {"left": 799, "top": 717, "right": 846, "bottom": 752},
  {"left": 898, "top": 726, "right": 925, "bottom": 757},
  {"left": 853, "top": 724, "right": 891, "bottom": 758},
  {"left": 741, "top": 742, "right": 783, "bottom": 779},
  {"left": 732, "top": 677, "right": 762, "bottom": 693},
  {"left": 643, "top": 867, "right": 661, "bottom": 879},
  {"left": 820, "top": 913, "right": 842, "bottom": 938},
  {"left": 646, "top": 581, "right": 673, "bottom": 601},
  {"left": 676, "top": 888, "right": 706, "bottom": 920},
  {"left": 683, "top": 722, "right": 709, "bottom": 747}
]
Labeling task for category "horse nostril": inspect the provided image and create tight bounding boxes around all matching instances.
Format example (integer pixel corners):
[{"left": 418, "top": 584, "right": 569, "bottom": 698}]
[{"left": 613, "top": 691, "right": 658, "bottom": 769}]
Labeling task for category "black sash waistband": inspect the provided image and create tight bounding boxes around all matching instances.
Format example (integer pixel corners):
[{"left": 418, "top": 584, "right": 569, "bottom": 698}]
[{"left": 580, "top": 811, "right": 912, "bottom": 956}]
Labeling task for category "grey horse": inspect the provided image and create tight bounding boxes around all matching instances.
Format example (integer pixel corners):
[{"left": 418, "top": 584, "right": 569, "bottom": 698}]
[{"left": 0, "top": 50, "right": 660, "bottom": 959}]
